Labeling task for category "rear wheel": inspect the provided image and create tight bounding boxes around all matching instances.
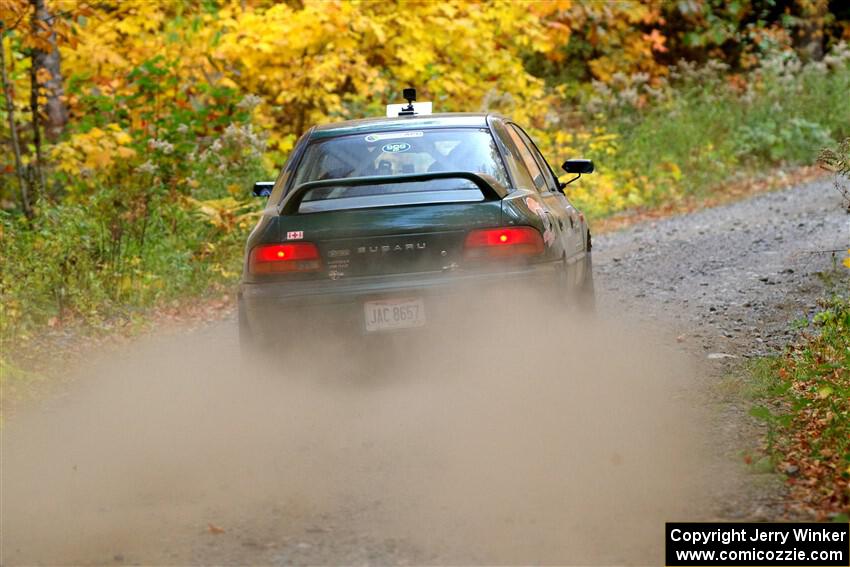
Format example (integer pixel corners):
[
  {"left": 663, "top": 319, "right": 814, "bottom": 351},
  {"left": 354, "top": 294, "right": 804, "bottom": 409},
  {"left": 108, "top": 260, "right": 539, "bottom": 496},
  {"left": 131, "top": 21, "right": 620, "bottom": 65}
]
[
  {"left": 238, "top": 297, "right": 260, "bottom": 361},
  {"left": 554, "top": 251, "right": 595, "bottom": 314},
  {"left": 238, "top": 297, "right": 287, "bottom": 363},
  {"left": 238, "top": 300, "right": 327, "bottom": 376},
  {"left": 577, "top": 251, "right": 596, "bottom": 313}
]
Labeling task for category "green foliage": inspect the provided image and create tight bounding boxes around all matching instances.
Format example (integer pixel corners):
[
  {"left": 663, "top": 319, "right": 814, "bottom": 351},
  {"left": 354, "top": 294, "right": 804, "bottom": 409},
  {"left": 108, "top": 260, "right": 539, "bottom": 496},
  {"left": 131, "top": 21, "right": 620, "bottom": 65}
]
[
  {"left": 569, "top": 45, "right": 850, "bottom": 213},
  {"left": 0, "top": 189, "right": 255, "bottom": 339},
  {"left": 747, "top": 295, "right": 850, "bottom": 517},
  {"left": 0, "top": 57, "right": 267, "bottom": 341},
  {"left": 818, "top": 136, "right": 850, "bottom": 215}
]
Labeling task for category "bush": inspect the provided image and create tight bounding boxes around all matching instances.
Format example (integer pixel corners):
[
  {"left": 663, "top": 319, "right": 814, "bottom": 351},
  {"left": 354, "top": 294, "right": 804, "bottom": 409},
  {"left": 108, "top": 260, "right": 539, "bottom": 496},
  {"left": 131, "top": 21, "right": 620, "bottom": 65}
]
[
  {"left": 0, "top": 58, "right": 269, "bottom": 342},
  {"left": 748, "top": 296, "right": 850, "bottom": 519},
  {"left": 562, "top": 44, "right": 850, "bottom": 214}
]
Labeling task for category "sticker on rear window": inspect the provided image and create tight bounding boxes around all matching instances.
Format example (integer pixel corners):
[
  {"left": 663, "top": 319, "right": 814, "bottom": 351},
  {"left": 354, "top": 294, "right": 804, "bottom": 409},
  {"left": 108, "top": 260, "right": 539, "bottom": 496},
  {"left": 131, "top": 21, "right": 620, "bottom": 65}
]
[
  {"left": 365, "top": 131, "right": 423, "bottom": 143},
  {"left": 286, "top": 231, "right": 303, "bottom": 240},
  {"left": 382, "top": 142, "right": 411, "bottom": 153}
]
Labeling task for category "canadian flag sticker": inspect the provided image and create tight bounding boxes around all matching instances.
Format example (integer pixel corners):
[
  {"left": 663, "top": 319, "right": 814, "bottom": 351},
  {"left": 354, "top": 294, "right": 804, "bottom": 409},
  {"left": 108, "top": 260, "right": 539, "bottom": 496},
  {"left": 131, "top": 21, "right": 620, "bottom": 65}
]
[{"left": 286, "top": 231, "right": 304, "bottom": 240}]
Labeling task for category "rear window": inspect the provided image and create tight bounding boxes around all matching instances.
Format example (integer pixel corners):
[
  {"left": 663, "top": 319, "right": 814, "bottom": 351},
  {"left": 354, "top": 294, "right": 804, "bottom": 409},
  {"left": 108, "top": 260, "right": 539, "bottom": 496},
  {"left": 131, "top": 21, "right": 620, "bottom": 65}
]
[{"left": 291, "top": 128, "right": 509, "bottom": 206}]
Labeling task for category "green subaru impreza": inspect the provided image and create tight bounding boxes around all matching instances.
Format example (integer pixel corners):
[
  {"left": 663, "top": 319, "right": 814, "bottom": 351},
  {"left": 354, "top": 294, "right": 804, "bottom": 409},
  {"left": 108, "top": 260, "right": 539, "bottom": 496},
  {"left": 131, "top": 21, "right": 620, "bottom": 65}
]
[{"left": 238, "top": 103, "right": 595, "bottom": 351}]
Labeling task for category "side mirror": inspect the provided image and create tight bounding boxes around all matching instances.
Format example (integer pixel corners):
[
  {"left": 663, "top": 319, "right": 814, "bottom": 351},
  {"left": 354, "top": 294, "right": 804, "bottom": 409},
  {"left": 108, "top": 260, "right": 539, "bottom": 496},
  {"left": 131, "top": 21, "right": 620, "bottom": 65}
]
[
  {"left": 562, "top": 159, "right": 594, "bottom": 174},
  {"left": 253, "top": 181, "right": 274, "bottom": 197},
  {"left": 560, "top": 159, "right": 594, "bottom": 189}
]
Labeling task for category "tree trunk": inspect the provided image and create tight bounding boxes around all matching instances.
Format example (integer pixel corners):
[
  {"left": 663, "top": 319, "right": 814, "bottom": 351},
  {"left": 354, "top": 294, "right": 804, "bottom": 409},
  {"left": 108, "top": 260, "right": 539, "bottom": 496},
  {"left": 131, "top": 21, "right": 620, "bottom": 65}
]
[
  {"left": 0, "top": 24, "right": 32, "bottom": 218},
  {"left": 30, "top": 51, "right": 45, "bottom": 193},
  {"left": 795, "top": 0, "right": 829, "bottom": 62},
  {"left": 30, "top": 0, "right": 67, "bottom": 141}
]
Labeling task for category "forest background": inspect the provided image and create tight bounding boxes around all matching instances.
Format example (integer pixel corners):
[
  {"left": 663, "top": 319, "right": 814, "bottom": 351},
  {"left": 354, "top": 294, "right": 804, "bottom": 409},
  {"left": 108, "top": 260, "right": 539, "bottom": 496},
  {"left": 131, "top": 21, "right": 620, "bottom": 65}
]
[{"left": 1, "top": 0, "right": 849, "bottom": 347}]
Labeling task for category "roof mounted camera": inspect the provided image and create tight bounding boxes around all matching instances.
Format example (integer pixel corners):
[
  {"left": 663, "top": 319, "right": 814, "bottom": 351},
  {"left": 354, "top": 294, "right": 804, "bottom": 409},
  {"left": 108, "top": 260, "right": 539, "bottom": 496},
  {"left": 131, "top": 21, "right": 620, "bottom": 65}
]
[
  {"left": 386, "top": 87, "right": 432, "bottom": 117},
  {"left": 399, "top": 88, "right": 417, "bottom": 116}
]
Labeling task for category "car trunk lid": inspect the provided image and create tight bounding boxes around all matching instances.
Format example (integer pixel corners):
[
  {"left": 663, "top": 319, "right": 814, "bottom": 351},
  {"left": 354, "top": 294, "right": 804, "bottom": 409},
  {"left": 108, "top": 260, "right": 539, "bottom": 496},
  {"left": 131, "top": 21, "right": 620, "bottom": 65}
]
[{"left": 276, "top": 201, "right": 503, "bottom": 279}]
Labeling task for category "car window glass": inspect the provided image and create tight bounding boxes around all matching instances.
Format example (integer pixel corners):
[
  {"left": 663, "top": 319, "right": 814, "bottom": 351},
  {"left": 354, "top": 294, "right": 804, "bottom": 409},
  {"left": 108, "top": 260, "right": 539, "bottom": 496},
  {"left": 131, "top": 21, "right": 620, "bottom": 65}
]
[
  {"left": 511, "top": 125, "right": 560, "bottom": 193},
  {"left": 505, "top": 125, "right": 547, "bottom": 193},
  {"left": 491, "top": 123, "right": 536, "bottom": 191},
  {"left": 292, "top": 128, "right": 509, "bottom": 193},
  {"left": 271, "top": 132, "right": 309, "bottom": 203}
]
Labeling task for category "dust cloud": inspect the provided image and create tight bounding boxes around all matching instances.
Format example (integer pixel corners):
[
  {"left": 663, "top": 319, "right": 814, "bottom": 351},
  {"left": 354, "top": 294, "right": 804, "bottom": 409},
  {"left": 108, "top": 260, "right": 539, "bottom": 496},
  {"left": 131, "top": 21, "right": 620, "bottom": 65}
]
[{"left": 2, "top": 290, "right": 723, "bottom": 565}]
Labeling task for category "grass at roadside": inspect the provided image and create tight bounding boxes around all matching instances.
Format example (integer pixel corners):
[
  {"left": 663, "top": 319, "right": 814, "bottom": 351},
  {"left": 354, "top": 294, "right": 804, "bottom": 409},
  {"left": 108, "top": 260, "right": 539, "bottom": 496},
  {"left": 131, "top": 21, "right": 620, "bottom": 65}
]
[
  {"left": 559, "top": 50, "right": 850, "bottom": 219},
  {"left": 605, "top": 59, "right": 849, "bottom": 197},
  {"left": 0, "top": 358, "right": 48, "bottom": 416},
  {"left": 747, "top": 294, "right": 850, "bottom": 520}
]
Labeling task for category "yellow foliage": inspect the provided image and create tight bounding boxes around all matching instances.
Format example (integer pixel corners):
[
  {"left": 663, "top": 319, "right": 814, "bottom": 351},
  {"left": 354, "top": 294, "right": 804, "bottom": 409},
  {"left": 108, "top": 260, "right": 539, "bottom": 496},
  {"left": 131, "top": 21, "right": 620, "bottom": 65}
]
[
  {"left": 184, "top": 196, "right": 260, "bottom": 233},
  {"left": 57, "top": 0, "right": 569, "bottom": 153},
  {"left": 50, "top": 124, "right": 136, "bottom": 183},
  {"left": 34, "top": 67, "right": 52, "bottom": 84},
  {"left": 42, "top": 0, "right": 677, "bottom": 217},
  {"left": 567, "top": 1, "right": 667, "bottom": 81},
  {"left": 116, "top": 146, "right": 136, "bottom": 159}
]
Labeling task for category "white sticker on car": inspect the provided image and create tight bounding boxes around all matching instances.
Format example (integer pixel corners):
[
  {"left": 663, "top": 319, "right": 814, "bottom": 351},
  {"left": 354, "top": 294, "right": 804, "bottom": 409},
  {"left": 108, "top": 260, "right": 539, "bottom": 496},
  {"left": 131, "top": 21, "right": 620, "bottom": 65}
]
[
  {"left": 364, "top": 131, "right": 423, "bottom": 143},
  {"left": 525, "top": 197, "right": 555, "bottom": 246},
  {"left": 382, "top": 142, "right": 411, "bottom": 153},
  {"left": 286, "top": 231, "right": 303, "bottom": 240}
]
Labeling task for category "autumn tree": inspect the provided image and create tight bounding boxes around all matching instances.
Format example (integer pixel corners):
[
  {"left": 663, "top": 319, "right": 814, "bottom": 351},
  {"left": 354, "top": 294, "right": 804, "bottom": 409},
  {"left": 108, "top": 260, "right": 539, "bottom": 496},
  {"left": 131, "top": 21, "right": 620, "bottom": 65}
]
[
  {"left": 1, "top": 0, "right": 31, "bottom": 216},
  {"left": 30, "top": 0, "right": 68, "bottom": 141}
]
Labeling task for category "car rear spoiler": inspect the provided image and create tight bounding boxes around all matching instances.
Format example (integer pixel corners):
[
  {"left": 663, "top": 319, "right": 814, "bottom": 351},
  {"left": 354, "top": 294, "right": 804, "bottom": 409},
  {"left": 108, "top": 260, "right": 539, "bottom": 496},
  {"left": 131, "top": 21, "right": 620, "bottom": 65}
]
[{"left": 278, "top": 171, "right": 508, "bottom": 215}]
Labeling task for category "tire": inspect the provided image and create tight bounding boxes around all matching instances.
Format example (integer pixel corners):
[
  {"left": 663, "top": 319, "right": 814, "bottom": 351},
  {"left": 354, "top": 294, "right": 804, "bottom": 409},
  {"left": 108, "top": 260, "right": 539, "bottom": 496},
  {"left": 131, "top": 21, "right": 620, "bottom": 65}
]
[
  {"left": 238, "top": 297, "right": 258, "bottom": 360},
  {"left": 238, "top": 296, "right": 277, "bottom": 363},
  {"left": 554, "top": 251, "right": 595, "bottom": 314},
  {"left": 577, "top": 251, "right": 596, "bottom": 313},
  {"left": 239, "top": 299, "right": 307, "bottom": 371}
]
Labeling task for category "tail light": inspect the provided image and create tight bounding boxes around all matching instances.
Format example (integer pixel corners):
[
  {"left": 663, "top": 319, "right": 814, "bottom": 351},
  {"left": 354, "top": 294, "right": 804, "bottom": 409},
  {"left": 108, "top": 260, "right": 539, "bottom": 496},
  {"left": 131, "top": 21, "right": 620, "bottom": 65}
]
[
  {"left": 463, "top": 226, "right": 544, "bottom": 260},
  {"left": 249, "top": 243, "right": 321, "bottom": 274}
]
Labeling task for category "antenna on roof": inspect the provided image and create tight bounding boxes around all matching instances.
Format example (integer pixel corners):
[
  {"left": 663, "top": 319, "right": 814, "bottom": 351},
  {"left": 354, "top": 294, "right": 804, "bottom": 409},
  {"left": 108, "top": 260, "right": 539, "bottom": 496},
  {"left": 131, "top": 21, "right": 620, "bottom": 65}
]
[{"left": 399, "top": 88, "right": 416, "bottom": 116}]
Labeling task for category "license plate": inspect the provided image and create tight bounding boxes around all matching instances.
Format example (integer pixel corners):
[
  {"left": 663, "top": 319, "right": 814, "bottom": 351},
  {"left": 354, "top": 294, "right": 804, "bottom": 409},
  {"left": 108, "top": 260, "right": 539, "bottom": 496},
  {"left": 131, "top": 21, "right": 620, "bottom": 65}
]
[{"left": 364, "top": 297, "right": 426, "bottom": 332}]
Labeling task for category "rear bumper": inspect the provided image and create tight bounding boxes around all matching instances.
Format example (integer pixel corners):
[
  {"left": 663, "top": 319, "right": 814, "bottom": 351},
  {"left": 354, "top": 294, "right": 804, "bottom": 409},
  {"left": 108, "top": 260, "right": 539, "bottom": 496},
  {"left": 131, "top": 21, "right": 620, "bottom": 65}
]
[{"left": 239, "top": 261, "right": 561, "bottom": 338}]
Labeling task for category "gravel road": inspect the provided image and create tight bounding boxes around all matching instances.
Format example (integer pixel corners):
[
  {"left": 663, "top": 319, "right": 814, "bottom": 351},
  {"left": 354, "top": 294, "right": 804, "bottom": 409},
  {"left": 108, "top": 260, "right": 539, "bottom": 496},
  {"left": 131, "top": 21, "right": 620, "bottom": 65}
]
[
  {"left": 594, "top": 176, "right": 848, "bottom": 358},
  {"left": 593, "top": 176, "right": 849, "bottom": 523},
  {"left": 2, "top": 178, "right": 847, "bottom": 566}
]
